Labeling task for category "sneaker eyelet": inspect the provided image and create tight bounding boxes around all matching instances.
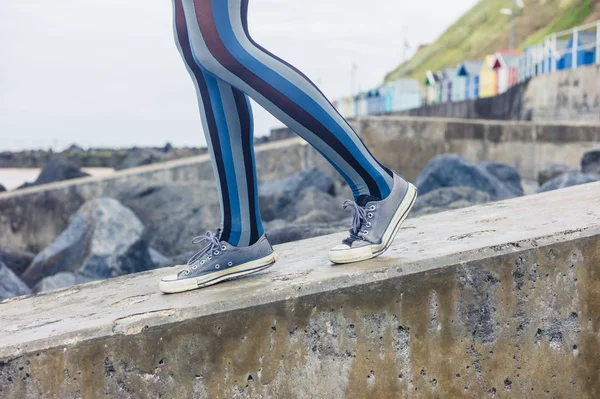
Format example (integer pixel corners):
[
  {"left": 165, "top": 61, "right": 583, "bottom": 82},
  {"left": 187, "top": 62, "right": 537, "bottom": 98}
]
[
  {"left": 366, "top": 222, "right": 372, "bottom": 227},
  {"left": 215, "top": 264, "right": 220, "bottom": 269},
  {"left": 369, "top": 205, "right": 376, "bottom": 211},
  {"left": 214, "top": 250, "right": 220, "bottom": 255},
  {"left": 228, "top": 261, "right": 233, "bottom": 266},
  {"left": 221, "top": 245, "right": 227, "bottom": 250},
  {"left": 184, "top": 270, "right": 190, "bottom": 275},
  {"left": 363, "top": 230, "right": 369, "bottom": 235},
  {"left": 192, "top": 265, "right": 197, "bottom": 270},
  {"left": 208, "top": 255, "right": 212, "bottom": 260},
  {"left": 368, "top": 213, "right": 373, "bottom": 218},
  {"left": 201, "top": 260, "right": 205, "bottom": 264}
]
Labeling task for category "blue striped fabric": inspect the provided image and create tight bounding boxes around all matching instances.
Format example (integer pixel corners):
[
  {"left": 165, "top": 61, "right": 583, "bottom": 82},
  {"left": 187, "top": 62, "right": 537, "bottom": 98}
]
[{"left": 172, "top": 0, "right": 394, "bottom": 247}]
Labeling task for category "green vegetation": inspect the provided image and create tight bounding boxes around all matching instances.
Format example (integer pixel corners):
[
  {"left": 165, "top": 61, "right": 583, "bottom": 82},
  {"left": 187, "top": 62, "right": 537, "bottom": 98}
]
[{"left": 385, "top": 0, "right": 599, "bottom": 82}]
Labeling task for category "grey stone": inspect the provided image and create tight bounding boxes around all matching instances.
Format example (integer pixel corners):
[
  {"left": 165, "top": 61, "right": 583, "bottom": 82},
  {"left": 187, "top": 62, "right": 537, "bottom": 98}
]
[
  {"left": 411, "top": 187, "right": 491, "bottom": 217},
  {"left": 283, "top": 187, "right": 346, "bottom": 223},
  {"left": 259, "top": 168, "right": 335, "bottom": 221},
  {"left": 0, "top": 261, "right": 31, "bottom": 301},
  {"left": 581, "top": 149, "right": 600, "bottom": 175},
  {"left": 538, "top": 164, "right": 578, "bottom": 186},
  {"left": 21, "top": 198, "right": 153, "bottom": 286},
  {"left": 115, "top": 148, "right": 167, "bottom": 170},
  {"left": 32, "top": 272, "right": 79, "bottom": 293},
  {"left": 479, "top": 161, "right": 524, "bottom": 197},
  {"left": 23, "top": 155, "right": 89, "bottom": 188},
  {"left": 520, "top": 179, "right": 539, "bottom": 196},
  {"left": 415, "top": 154, "right": 522, "bottom": 200},
  {"left": 537, "top": 172, "right": 600, "bottom": 193},
  {"left": 0, "top": 249, "right": 35, "bottom": 276},
  {"left": 264, "top": 219, "right": 346, "bottom": 245},
  {"left": 149, "top": 248, "right": 170, "bottom": 268},
  {"left": 114, "top": 180, "right": 221, "bottom": 257},
  {"left": 0, "top": 184, "right": 5, "bottom": 192}
]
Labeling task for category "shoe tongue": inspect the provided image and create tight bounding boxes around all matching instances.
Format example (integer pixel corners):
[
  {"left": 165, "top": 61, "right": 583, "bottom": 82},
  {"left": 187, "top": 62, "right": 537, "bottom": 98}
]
[{"left": 356, "top": 194, "right": 380, "bottom": 207}]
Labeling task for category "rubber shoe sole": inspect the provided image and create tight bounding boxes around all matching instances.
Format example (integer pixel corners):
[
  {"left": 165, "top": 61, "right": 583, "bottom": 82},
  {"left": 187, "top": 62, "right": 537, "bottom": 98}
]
[
  {"left": 328, "top": 183, "right": 417, "bottom": 264},
  {"left": 159, "top": 252, "right": 279, "bottom": 294}
]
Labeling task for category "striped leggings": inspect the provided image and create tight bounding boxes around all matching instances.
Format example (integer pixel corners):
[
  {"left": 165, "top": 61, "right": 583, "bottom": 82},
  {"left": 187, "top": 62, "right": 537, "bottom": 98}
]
[{"left": 172, "top": 0, "right": 394, "bottom": 247}]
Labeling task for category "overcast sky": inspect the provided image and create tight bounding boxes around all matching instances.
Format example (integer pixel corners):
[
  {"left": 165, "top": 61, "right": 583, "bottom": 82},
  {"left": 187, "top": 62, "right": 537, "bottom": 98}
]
[{"left": 0, "top": 0, "right": 478, "bottom": 151}]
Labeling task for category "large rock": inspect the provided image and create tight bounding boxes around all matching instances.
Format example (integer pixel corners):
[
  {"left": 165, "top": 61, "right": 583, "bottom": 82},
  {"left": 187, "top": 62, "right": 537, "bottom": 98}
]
[
  {"left": 279, "top": 186, "right": 346, "bottom": 223},
  {"left": 264, "top": 219, "right": 347, "bottom": 245},
  {"left": 114, "top": 180, "right": 221, "bottom": 257},
  {"left": 537, "top": 172, "right": 600, "bottom": 193},
  {"left": 259, "top": 168, "right": 335, "bottom": 221},
  {"left": 479, "top": 161, "right": 524, "bottom": 197},
  {"left": 24, "top": 155, "right": 90, "bottom": 188},
  {"left": 0, "top": 261, "right": 31, "bottom": 301},
  {"left": 538, "top": 164, "right": 578, "bottom": 186},
  {"left": 411, "top": 187, "right": 492, "bottom": 217},
  {"left": 581, "top": 149, "right": 600, "bottom": 175},
  {"left": 115, "top": 148, "right": 167, "bottom": 170},
  {"left": 0, "top": 183, "right": 5, "bottom": 192},
  {"left": 0, "top": 249, "right": 35, "bottom": 276},
  {"left": 415, "top": 154, "right": 522, "bottom": 200},
  {"left": 32, "top": 272, "right": 81, "bottom": 293},
  {"left": 21, "top": 198, "right": 154, "bottom": 286}
]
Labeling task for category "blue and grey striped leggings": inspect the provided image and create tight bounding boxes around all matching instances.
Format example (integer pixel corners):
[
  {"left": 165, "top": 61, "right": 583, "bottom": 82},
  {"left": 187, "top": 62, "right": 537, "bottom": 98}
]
[{"left": 173, "top": 0, "right": 394, "bottom": 247}]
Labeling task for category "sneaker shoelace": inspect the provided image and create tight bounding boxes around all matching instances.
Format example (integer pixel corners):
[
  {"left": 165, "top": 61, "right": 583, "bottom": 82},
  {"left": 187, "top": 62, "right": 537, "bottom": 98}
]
[
  {"left": 183, "top": 230, "right": 226, "bottom": 275},
  {"left": 342, "top": 199, "right": 374, "bottom": 242}
]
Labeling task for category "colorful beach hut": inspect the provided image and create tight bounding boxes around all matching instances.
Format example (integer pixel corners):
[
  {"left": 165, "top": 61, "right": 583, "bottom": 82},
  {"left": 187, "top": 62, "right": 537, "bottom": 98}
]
[
  {"left": 424, "top": 71, "right": 441, "bottom": 105},
  {"left": 384, "top": 79, "right": 422, "bottom": 112},
  {"left": 493, "top": 51, "right": 522, "bottom": 94},
  {"left": 439, "top": 68, "right": 458, "bottom": 103},
  {"left": 560, "top": 31, "right": 597, "bottom": 69},
  {"left": 367, "top": 86, "right": 386, "bottom": 115},
  {"left": 455, "top": 61, "right": 483, "bottom": 101},
  {"left": 479, "top": 55, "right": 498, "bottom": 98}
]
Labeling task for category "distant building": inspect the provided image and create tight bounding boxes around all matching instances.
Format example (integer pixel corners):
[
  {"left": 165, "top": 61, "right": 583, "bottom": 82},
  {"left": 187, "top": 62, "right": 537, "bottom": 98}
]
[
  {"left": 479, "top": 55, "right": 498, "bottom": 98},
  {"left": 493, "top": 50, "right": 522, "bottom": 94},
  {"left": 440, "top": 68, "right": 459, "bottom": 103},
  {"left": 561, "top": 31, "right": 597, "bottom": 69},
  {"left": 456, "top": 61, "right": 483, "bottom": 101},
  {"left": 384, "top": 79, "right": 422, "bottom": 112},
  {"left": 424, "top": 71, "right": 441, "bottom": 105}
]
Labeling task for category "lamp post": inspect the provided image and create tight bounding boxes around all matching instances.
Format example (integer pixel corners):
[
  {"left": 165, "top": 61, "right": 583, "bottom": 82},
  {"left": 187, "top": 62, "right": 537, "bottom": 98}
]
[{"left": 500, "top": 0, "right": 525, "bottom": 50}]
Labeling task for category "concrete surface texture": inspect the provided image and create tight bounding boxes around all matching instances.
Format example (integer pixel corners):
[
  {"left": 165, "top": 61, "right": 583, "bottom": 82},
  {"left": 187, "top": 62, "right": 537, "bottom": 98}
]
[
  {"left": 2, "top": 116, "right": 599, "bottom": 254},
  {"left": 1, "top": 182, "right": 599, "bottom": 398}
]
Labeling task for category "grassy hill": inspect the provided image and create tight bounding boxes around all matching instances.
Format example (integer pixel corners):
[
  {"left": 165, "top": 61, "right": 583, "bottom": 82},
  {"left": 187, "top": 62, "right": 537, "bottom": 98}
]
[{"left": 385, "top": 0, "right": 600, "bottom": 82}]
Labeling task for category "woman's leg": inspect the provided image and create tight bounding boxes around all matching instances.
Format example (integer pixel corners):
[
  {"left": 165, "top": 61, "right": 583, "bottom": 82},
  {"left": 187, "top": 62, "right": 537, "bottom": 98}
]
[
  {"left": 179, "top": 0, "right": 395, "bottom": 200},
  {"left": 173, "top": 0, "right": 263, "bottom": 247}
]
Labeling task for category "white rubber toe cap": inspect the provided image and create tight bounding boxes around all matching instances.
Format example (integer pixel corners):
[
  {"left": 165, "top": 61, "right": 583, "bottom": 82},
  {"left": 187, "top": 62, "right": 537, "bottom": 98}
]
[{"left": 328, "top": 244, "right": 373, "bottom": 264}]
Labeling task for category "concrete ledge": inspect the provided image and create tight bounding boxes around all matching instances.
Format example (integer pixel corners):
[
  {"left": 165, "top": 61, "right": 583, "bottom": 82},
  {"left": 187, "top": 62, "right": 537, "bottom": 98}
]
[
  {"left": 1, "top": 183, "right": 600, "bottom": 398},
  {"left": 3, "top": 116, "right": 600, "bottom": 254}
]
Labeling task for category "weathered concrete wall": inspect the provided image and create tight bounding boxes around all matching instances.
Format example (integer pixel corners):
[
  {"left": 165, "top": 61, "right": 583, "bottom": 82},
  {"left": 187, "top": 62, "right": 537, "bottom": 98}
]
[
  {"left": 1, "top": 182, "right": 599, "bottom": 398},
  {"left": 2, "top": 116, "right": 599, "bottom": 253},
  {"left": 394, "top": 64, "right": 600, "bottom": 123}
]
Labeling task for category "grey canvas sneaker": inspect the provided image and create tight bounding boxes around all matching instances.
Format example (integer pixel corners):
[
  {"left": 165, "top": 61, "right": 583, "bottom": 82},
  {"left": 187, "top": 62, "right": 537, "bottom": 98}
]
[
  {"left": 159, "top": 231, "right": 278, "bottom": 293},
  {"left": 328, "top": 173, "right": 417, "bottom": 264}
]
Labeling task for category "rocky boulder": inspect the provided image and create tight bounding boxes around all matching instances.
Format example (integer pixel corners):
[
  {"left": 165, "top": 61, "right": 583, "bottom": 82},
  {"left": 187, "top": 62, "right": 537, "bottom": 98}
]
[
  {"left": 581, "top": 149, "right": 600, "bottom": 175},
  {"left": 115, "top": 148, "right": 167, "bottom": 170},
  {"left": 0, "top": 249, "right": 36, "bottom": 276},
  {"left": 21, "top": 198, "right": 154, "bottom": 286},
  {"left": 0, "top": 183, "right": 5, "bottom": 192},
  {"left": 415, "top": 154, "right": 523, "bottom": 200},
  {"left": 33, "top": 272, "right": 81, "bottom": 293},
  {"left": 537, "top": 164, "right": 578, "bottom": 186},
  {"left": 264, "top": 219, "right": 347, "bottom": 245},
  {"left": 22, "top": 155, "right": 90, "bottom": 188},
  {"left": 537, "top": 172, "right": 600, "bottom": 193},
  {"left": 0, "top": 261, "right": 31, "bottom": 301},
  {"left": 114, "top": 180, "right": 221, "bottom": 257},
  {"left": 411, "top": 187, "right": 492, "bottom": 217},
  {"left": 259, "top": 168, "right": 335, "bottom": 221}
]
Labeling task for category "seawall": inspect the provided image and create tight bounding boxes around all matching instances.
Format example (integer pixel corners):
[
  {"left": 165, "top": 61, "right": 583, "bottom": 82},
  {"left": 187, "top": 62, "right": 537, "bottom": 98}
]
[
  {"left": 2, "top": 116, "right": 599, "bottom": 253},
  {"left": 1, "top": 182, "right": 599, "bottom": 398}
]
